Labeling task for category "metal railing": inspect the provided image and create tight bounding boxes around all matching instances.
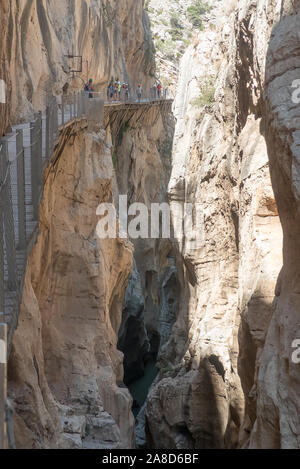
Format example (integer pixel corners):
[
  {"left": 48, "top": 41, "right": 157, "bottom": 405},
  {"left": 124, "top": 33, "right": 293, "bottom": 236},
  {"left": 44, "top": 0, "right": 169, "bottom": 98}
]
[
  {"left": 0, "top": 88, "right": 172, "bottom": 448},
  {"left": 88, "top": 86, "right": 174, "bottom": 104}
]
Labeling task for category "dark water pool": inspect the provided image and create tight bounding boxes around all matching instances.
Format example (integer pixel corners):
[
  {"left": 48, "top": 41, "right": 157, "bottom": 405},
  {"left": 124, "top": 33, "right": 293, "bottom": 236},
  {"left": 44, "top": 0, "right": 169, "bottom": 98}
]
[{"left": 128, "top": 361, "right": 158, "bottom": 417}]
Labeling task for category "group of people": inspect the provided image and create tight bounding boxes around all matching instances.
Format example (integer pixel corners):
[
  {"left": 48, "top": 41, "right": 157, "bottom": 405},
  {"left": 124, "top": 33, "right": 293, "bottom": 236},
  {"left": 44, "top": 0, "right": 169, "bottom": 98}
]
[
  {"left": 107, "top": 78, "right": 144, "bottom": 102},
  {"left": 107, "top": 79, "right": 129, "bottom": 101},
  {"left": 83, "top": 77, "right": 168, "bottom": 102},
  {"left": 151, "top": 82, "right": 163, "bottom": 99}
]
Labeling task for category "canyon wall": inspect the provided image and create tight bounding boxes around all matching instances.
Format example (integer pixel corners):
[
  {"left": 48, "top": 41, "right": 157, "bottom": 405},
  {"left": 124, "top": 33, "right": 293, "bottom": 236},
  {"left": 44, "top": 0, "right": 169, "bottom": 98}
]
[
  {"left": 251, "top": 0, "right": 300, "bottom": 449},
  {"left": 4, "top": 0, "right": 300, "bottom": 450},
  {"left": 144, "top": 0, "right": 300, "bottom": 449}
]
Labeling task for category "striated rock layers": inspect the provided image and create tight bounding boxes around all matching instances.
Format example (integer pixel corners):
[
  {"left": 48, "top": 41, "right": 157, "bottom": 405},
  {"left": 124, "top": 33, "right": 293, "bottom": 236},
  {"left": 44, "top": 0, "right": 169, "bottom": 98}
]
[{"left": 144, "top": 0, "right": 300, "bottom": 450}]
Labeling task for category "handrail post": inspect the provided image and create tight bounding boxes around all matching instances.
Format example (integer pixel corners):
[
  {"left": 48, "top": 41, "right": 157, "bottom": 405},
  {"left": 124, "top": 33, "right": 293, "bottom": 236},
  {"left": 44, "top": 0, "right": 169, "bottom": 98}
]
[
  {"left": 54, "top": 99, "right": 58, "bottom": 139},
  {"left": 51, "top": 98, "right": 58, "bottom": 142},
  {"left": 49, "top": 99, "right": 54, "bottom": 155},
  {"left": 46, "top": 105, "right": 50, "bottom": 160},
  {"left": 74, "top": 92, "right": 77, "bottom": 118},
  {"left": 16, "top": 129, "right": 26, "bottom": 250},
  {"left": 0, "top": 323, "right": 7, "bottom": 450},
  {"left": 0, "top": 146, "right": 5, "bottom": 314},
  {"left": 2, "top": 141, "right": 17, "bottom": 291},
  {"left": 77, "top": 92, "right": 81, "bottom": 118},
  {"left": 61, "top": 93, "right": 65, "bottom": 126},
  {"left": 37, "top": 111, "right": 43, "bottom": 189},
  {"left": 70, "top": 95, "right": 73, "bottom": 121},
  {"left": 81, "top": 92, "right": 85, "bottom": 117},
  {"left": 30, "top": 119, "right": 39, "bottom": 221}
]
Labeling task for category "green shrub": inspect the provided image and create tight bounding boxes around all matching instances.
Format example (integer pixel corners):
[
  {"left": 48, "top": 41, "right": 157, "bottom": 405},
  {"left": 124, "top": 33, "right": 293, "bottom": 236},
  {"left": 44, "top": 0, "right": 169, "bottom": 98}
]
[
  {"left": 155, "top": 39, "right": 176, "bottom": 61},
  {"left": 169, "top": 28, "right": 184, "bottom": 41},
  {"left": 191, "top": 76, "right": 216, "bottom": 112},
  {"left": 187, "top": 0, "right": 212, "bottom": 29},
  {"left": 144, "top": 0, "right": 151, "bottom": 11},
  {"left": 157, "top": 361, "right": 174, "bottom": 376},
  {"left": 170, "top": 14, "right": 183, "bottom": 30},
  {"left": 169, "top": 13, "right": 184, "bottom": 41},
  {"left": 112, "top": 150, "right": 118, "bottom": 169}
]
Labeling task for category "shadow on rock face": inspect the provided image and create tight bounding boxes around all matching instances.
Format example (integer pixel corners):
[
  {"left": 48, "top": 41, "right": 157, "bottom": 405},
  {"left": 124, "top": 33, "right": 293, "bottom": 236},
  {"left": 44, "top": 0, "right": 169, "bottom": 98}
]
[{"left": 247, "top": 7, "right": 300, "bottom": 449}]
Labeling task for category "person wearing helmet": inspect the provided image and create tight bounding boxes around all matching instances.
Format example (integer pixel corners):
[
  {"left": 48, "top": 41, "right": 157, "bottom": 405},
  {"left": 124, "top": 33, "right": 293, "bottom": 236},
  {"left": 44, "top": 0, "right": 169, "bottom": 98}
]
[
  {"left": 118, "top": 81, "right": 122, "bottom": 100},
  {"left": 87, "top": 78, "right": 94, "bottom": 98},
  {"left": 137, "top": 83, "right": 143, "bottom": 102},
  {"left": 123, "top": 83, "right": 129, "bottom": 101},
  {"left": 157, "top": 82, "right": 162, "bottom": 99},
  {"left": 108, "top": 80, "right": 114, "bottom": 101}
]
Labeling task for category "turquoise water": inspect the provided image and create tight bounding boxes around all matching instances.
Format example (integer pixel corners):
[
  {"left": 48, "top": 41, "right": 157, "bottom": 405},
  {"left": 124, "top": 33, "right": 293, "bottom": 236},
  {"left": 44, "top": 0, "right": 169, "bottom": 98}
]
[{"left": 128, "top": 361, "right": 158, "bottom": 417}]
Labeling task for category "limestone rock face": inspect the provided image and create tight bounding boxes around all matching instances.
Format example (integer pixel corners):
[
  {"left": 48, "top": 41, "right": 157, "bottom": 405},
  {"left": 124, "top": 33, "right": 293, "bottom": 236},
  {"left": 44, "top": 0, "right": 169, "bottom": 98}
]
[
  {"left": 251, "top": 3, "right": 300, "bottom": 449},
  {"left": 6, "top": 0, "right": 300, "bottom": 451},
  {"left": 5, "top": 0, "right": 154, "bottom": 122},
  {"left": 8, "top": 125, "right": 135, "bottom": 449},
  {"left": 145, "top": 0, "right": 292, "bottom": 449},
  {"left": 146, "top": 0, "right": 217, "bottom": 88},
  {"left": 0, "top": 0, "right": 11, "bottom": 136}
]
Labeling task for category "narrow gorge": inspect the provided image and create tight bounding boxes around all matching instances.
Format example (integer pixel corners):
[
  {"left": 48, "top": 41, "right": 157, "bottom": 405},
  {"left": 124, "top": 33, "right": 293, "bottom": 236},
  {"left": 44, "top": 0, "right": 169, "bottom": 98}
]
[{"left": 0, "top": 0, "right": 299, "bottom": 451}]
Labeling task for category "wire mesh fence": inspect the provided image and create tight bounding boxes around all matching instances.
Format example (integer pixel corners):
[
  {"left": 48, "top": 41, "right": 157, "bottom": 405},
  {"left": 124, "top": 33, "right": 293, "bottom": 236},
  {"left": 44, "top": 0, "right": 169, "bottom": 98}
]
[{"left": 86, "top": 86, "right": 173, "bottom": 104}]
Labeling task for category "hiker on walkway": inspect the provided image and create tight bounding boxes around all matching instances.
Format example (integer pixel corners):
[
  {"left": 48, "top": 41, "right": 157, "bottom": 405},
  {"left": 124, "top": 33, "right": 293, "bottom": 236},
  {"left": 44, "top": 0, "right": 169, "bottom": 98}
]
[
  {"left": 107, "top": 82, "right": 111, "bottom": 100},
  {"left": 137, "top": 83, "right": 143, "bottom": 102},
  {"left": 85, "top": 78, "right": 94, "bottom": 98},
  {"left": 114, "top": 81, "right": 119, "bottom": 100},
  {"left": 157, "top": 82, "right": 162, "bottom": 99},
  {"left": 123, "top": 83, "right": 129, "bottom": 101},
  {"left": 152, "top": 84, "right": 157, "bottom": 99},
  {"left": 108, "top": 81, "right": 114, "bottom": 101}
]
